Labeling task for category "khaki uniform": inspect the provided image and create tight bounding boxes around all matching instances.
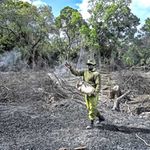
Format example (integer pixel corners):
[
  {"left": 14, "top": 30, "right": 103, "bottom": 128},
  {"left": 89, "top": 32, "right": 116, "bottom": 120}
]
[{"left": 70, "top": 67, "right": 101, "bottom": 120}]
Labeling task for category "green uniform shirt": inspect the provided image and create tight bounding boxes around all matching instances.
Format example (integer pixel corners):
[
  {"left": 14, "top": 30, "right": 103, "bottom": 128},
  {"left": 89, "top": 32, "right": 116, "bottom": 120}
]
[{"left": 70, "top": 67, "right": 101, "bottom": 94}]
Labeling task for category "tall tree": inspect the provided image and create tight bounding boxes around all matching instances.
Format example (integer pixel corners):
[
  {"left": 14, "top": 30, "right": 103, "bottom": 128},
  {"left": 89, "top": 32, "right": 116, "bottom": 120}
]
[
  {"left": 55, "top": 6, "right": 87, "bottom": 60},
  {"left": 88, "top": 0, "right": 140, "bottom": 62}
]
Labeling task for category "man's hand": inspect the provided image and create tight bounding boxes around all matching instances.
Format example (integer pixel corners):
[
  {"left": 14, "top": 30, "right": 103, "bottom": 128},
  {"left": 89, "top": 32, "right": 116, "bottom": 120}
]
[{"left": 65, "top": 62, "right": 71, "bottom": 69}]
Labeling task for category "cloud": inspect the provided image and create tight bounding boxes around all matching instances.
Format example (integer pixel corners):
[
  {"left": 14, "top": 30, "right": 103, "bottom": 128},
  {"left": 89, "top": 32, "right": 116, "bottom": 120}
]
[
  {"left": 76, "top": 0, "right": 90, "bottom": 20},
  {"left": 132, "top": 0, "right": 150, "bottom": 8},
  {"left": 32, "top": 0, "right": 47, "bottom": 7},
  {"left": 20, "top": 0, "right": 31, "bottom": 3}
]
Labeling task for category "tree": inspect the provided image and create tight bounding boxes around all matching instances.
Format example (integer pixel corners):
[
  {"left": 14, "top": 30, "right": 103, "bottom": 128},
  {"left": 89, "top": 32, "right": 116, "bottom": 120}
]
[
  {"left": 137, "top": 18, "right": 150, "bottom": 65},
  {"left": 55, "top": 6, "right": 87, "bottom": 61},
  {"left": 0, "top": 0, "right": 56, "bottom": 68},
  {"left": 121, "top": 17, "right": 150, "bottom": 67},
  {"left": 88, "top": 0, "right": 140, "bottom": 62}
]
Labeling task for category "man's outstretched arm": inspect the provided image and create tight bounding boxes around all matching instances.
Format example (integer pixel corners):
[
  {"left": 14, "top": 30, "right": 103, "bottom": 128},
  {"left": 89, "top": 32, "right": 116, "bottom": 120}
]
[{"left": 65, "top": 62, "right": 84, "bottom": 76}]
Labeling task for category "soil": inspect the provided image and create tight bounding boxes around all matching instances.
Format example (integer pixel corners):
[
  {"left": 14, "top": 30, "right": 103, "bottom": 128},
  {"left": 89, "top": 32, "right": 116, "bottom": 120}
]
[{"left": 0, "top": 70, "right": 150, "bottom": 150}]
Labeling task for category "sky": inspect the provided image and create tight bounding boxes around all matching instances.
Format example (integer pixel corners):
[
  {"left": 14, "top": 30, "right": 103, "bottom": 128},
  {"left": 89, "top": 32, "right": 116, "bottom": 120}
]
[{"left": 21, "top": 0, "right": 150, "bottom": 25}]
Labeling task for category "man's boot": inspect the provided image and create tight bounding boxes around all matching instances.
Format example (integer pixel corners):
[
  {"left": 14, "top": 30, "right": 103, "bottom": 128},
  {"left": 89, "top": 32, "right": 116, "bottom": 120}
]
[
  {"left": 86, "top": 120, "right": 94, "bottom": 129},
  {"left": 96, "top": 115, "right": 105, "bottom": 125}
]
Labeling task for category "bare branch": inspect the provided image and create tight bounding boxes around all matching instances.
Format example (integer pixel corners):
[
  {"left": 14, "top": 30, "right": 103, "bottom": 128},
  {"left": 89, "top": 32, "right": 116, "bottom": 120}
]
[{"left": 136, "top": 134, "right": 150, "bottom": 147}]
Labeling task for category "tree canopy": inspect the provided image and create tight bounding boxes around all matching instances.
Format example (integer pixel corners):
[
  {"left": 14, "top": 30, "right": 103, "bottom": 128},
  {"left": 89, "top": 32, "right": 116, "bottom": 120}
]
[{"left": 0, "top": 0, "right": 149, "bottom": 68}]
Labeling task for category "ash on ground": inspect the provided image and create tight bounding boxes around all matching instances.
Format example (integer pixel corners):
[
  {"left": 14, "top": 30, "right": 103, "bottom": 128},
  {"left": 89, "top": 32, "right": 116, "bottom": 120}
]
[{"left": 0, "top": 70, "right": 150, "bottom": 150}]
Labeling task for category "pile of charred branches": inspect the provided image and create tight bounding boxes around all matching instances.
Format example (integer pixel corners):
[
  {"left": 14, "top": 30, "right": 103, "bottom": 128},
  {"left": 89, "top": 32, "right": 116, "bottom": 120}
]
[
  {"left": 0, "top": 71, "right": 82, "bottom": 105},
  {"left": 114, "top": 70, "right": 150, "bottom": 95}
]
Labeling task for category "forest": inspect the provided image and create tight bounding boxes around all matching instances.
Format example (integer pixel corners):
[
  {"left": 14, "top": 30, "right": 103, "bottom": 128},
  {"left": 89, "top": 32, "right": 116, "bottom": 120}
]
[{"left": 0, "top": 0, "right": 150, "bottom": 70}]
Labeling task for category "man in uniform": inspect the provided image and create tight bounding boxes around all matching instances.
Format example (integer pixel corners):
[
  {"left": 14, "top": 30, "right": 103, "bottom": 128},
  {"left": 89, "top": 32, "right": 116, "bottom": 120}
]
[{"left": 65, "top": 59, "right": 105, "bottom": 129}]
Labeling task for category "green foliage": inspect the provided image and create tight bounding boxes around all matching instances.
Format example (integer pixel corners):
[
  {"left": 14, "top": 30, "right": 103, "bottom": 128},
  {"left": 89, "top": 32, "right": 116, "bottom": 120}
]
[
  {"left": 0, "top": 0, "right": 149, "bottom": 68},
  {"left": 122, "top": 46, "right": 139, "bottom": 66},
  {"left": 142, "top": 18, "right": 150, "bottom": 33},
  {"left": 137, "top": 18, "right": 150, "bottom": 65},
  {"left": 88, "top": 0, "right": 140, "bottom": 61},
  {"left": 0, "top": 0, "right": 56, "bottom": 67},
  {"left": 55, "top": 6, "right": 86, "bottom": 60},
  {"left": 122, "top": 44, "right": 150, "bottom": 66}
]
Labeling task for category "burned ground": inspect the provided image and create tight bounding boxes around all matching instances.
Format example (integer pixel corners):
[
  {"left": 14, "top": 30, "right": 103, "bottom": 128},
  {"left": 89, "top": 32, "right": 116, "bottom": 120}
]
[{"left": 0, "top": 70, "right": 150, "bottom": 150}]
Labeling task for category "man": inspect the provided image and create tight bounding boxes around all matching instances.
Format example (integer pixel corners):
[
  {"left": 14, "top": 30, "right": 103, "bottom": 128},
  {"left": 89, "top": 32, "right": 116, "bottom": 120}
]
[{"left": 65, "top": 59, "right": 105, "bottom": 129}]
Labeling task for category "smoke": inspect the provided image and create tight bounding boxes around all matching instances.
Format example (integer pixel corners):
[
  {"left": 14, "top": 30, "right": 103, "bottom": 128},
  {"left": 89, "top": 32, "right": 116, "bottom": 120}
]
[
  {"left": 0, "top": 49, "right": 28, "bottom": 71},
  {"left": 76, "top": 47, "right": 87, "bottom": 70},
  {"left": 54, "top": 49, "right": 89, "bottom": 77},
  {"left": 54, "top": 61, "right": 70, "bottom": 77}
]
